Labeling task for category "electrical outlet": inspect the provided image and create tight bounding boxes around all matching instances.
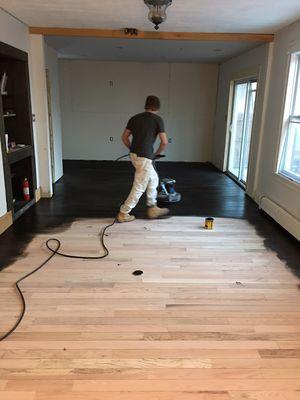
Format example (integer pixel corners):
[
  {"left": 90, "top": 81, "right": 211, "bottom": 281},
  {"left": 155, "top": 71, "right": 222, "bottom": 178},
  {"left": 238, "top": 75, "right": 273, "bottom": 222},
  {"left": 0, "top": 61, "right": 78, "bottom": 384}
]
[
  {"left": 168, "top": 138, "right": 172, "bottom": 143},
  {"left": 109, "top": 137, "right": 114, "bottom": 142}
]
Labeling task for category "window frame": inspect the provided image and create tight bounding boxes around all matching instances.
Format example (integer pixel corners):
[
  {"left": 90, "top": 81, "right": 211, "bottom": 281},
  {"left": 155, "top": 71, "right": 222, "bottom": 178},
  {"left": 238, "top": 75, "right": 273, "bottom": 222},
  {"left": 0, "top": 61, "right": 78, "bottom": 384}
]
[{"left": 277, "top": 51, "right": 300, "bottom": 184}]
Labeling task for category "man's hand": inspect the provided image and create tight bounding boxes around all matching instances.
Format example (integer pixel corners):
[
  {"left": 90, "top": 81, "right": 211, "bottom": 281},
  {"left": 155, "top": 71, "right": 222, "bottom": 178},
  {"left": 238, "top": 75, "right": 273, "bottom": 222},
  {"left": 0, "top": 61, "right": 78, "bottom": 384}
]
[
  {"left": 155, "top": 132, "right": 168, "bottom": 156},
  {"left": 121, "top": 129, "right": 132, "bottom": 149}
]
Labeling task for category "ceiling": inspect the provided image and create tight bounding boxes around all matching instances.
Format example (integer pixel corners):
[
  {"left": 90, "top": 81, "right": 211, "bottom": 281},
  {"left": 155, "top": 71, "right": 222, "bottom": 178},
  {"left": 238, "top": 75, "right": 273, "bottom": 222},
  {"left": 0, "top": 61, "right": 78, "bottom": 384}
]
[
  {"left": 45, "top": 36, "right": 259, "bottom": 63},
  {"left": 1, "top": 0, "right": 300, "bottom": 34}
]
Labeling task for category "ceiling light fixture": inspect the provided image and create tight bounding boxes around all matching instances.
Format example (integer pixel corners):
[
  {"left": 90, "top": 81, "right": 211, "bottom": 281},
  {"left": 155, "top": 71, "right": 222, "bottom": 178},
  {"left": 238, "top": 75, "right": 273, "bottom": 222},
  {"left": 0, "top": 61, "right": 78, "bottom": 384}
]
[{"left": 144, "top": 0, "right": 173, "bottom": 31}]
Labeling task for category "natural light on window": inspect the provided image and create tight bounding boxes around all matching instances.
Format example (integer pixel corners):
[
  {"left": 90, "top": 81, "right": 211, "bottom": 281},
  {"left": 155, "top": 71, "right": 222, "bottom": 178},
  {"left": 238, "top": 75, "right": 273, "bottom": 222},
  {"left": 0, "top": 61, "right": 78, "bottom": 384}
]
[{"left": 278, "top": 52, "right": 300, "bottom": 183}]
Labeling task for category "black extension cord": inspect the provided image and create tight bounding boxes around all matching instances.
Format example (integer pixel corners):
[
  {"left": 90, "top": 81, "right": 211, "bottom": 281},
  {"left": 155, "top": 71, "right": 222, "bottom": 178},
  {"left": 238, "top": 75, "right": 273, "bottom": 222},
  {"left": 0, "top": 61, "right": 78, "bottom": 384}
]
[
  {"left": 115, "top": 154, "right": 130, "bottom": 162},
  {"left": 0, "top": 153, "right": 132, "bottom": 341},
  {"left": 0, "top": 219, "right": 116, "bottom": 341}
]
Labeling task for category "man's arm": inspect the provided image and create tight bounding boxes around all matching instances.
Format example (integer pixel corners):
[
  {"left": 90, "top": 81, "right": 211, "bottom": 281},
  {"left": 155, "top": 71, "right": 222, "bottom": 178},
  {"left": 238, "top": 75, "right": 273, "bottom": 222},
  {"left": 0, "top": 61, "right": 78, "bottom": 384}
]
[
  {"left": 155, "top": 132, "right": 168, "bottom": 156},
  {"left": 122, "top": 129, "right": 132, "bottom": 150}
]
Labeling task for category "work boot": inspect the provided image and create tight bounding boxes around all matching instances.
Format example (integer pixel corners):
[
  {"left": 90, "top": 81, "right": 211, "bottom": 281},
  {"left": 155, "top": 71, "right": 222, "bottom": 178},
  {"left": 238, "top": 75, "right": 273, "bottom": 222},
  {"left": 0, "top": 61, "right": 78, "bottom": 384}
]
[
  {"left": 117, "top": 212, "right": 136, "bottom": 223},
  {"left": 147, "top": 205, "right": 170, "bottom": 219}
]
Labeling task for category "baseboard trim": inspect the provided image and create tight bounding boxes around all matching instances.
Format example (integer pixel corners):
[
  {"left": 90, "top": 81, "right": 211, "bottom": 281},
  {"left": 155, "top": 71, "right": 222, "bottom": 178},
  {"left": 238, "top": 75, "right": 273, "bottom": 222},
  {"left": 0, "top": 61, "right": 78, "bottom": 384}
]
[
  {"left": 35, "top": 187, "right": 42, "bottom": 202},
  {"left": 0, "top": 211, "right": 13, "bottom": 235},
  {"left": 259, "top": 196, "right": 300, "bottom": 241},
  {"left": 41, "top": 190, "right": 53, "bottom": 199}
]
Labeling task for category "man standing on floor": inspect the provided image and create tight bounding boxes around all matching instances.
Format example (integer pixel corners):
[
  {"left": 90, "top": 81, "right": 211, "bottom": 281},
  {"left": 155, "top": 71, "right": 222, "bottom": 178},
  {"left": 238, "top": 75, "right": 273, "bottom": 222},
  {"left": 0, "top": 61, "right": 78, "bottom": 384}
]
[{"left": 117, "top": 95, "right": 170, "bottom": 223}]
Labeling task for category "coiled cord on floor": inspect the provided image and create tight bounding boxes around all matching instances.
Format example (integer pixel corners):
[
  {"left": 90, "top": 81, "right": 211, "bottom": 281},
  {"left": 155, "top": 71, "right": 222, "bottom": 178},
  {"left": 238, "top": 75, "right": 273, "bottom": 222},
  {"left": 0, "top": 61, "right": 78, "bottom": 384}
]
[
  {"left": 0, "top": 218, "right": 117, "bottom": 341},
  {"left": 0, "top": 154, "right": 135, "bottom": 341}
]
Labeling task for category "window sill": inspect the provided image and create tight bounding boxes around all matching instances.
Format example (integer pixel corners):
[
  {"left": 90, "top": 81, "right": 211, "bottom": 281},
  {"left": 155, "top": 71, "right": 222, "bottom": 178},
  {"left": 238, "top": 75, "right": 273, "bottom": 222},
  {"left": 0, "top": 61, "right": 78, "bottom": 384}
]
[{"left": 273, "top": 172, "right": 300, "bottom": 192}]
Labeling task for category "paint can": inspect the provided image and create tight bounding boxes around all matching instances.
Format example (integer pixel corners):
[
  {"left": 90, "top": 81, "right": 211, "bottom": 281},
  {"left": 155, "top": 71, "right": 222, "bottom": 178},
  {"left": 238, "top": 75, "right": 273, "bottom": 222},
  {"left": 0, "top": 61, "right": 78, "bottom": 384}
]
[{"left": 205, "top": 217, "right": 214, "bottom": 230}]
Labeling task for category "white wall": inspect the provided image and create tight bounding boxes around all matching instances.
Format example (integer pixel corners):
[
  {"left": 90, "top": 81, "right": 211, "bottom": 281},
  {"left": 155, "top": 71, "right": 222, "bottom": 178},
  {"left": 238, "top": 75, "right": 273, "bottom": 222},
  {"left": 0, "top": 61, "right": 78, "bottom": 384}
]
[
  {"left": 255, "top": 20, "right": 300, "bottom": 231},
  {"left": 213, "top": 44, "right": 270, "bottom": 197},
  {"left": 0, "top": 9, "right": 29, "bottom": 53},
  {"left": 59, "top": 60, "right": 219, "bottom": 162},
  {"left": 44, "top": 44, "right": 63, "bottom": 182},
  {"left": 0, "top": 9, "right": 29, "bottom": 217}
]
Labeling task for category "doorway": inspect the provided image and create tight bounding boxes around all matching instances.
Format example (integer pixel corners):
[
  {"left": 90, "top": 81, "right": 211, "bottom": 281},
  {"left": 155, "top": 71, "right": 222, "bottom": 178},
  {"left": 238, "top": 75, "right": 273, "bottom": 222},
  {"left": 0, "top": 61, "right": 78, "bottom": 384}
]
[{"left": 227, "top": 78, "right": 257, "bottom": 187}]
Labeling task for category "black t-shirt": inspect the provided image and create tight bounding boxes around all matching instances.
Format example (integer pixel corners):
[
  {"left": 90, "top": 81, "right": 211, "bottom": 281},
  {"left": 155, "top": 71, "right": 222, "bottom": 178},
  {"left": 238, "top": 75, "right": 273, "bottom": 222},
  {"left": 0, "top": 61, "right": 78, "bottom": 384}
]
[{"left": 126, "top": 111, "right": 165, "bottom": 159}]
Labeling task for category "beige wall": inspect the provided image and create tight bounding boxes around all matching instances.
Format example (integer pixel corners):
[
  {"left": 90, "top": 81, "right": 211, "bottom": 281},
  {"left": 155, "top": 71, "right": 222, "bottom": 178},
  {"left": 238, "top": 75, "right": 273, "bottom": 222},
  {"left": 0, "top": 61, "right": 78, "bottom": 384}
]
[{"left": 59, "top": 60, "right": 219, "bottom": 162}]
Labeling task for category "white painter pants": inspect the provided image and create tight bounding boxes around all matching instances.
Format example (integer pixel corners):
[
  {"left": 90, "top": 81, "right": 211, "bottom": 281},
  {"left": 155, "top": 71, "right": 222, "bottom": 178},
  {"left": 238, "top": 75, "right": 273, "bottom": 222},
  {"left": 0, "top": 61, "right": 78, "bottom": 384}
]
[{"left": 120, "top": 153, "right": 159, "bottom": 214}]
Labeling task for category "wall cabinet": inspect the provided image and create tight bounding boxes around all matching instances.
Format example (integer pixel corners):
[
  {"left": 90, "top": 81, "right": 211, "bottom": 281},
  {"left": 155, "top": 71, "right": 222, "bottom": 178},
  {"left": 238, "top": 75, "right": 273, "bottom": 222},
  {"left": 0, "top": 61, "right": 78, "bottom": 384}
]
[{"left": 0, "top": 41, "right": 36, "bottom": 220}]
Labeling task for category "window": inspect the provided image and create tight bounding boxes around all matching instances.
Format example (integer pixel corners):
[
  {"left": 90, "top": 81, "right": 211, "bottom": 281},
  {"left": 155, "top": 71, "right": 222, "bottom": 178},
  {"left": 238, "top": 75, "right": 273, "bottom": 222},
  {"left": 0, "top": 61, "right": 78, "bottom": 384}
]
[{"left": 278, "top": 53, "right": 300, "bottom": 183}]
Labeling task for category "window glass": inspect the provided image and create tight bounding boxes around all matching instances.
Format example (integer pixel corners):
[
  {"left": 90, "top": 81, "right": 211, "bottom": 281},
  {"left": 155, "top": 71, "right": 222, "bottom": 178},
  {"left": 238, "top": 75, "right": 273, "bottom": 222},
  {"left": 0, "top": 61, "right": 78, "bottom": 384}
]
[
  {"left": 278, "top": 54, "right": 300, "bottom": 183},
  {"left": 292, "top": 65, "right": 300, "bottom": 116}
]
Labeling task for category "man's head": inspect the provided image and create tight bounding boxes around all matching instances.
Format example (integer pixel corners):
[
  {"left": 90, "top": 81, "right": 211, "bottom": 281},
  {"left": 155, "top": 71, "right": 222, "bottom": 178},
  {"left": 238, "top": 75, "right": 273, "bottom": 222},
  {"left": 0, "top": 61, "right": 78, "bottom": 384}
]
[{"left": 145, "top": 95, "right": 161, "bottom": 112}]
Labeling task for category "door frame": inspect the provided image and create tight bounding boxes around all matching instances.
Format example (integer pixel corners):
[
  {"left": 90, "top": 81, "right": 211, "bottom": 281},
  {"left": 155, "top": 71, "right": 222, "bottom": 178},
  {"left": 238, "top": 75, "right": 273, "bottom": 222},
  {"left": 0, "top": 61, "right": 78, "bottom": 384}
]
[
  {"left": 45, "top": 68, "right": 55, "bottom": 183},
  {"left": 225, "top": 75, "right": 258, "bottom": 189}
]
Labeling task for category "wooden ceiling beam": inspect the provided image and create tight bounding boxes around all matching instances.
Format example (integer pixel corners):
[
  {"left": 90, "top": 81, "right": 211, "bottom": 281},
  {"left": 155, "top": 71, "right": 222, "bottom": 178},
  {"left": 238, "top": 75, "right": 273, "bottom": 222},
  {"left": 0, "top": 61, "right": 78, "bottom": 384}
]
[{"left": 29, "top": 27, "right": 274, "bottom": 42}]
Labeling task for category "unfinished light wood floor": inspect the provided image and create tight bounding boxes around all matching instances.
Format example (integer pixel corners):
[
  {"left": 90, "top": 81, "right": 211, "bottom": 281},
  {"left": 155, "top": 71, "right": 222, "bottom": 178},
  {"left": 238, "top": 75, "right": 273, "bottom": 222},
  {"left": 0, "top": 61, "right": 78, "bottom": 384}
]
[{"left": 0, "top": 217, "right": 300, "bottom": 400}]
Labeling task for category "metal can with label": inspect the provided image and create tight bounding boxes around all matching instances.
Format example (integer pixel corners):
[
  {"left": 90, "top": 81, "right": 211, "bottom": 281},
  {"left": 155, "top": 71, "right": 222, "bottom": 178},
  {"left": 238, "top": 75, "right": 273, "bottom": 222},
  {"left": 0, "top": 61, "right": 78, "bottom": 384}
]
[{"left": 205, "top": 217, "right": 214, "bottom": 230}]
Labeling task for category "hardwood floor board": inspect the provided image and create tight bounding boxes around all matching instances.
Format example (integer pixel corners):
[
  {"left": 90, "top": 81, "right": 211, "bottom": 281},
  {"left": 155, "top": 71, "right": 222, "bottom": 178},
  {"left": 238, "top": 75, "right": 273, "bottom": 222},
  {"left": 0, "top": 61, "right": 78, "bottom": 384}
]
[
  {"left": 0, "top": 358, "right": 212, "bottom": 369},
  {"left": 14, "top": 324, "right": 171, "bottom": 333},
  {"left": 229, "top": 392, "right": 300, "bottom": 400},
  {"left": 2, "top": 367, "right": 300, "bottom": 381},
  {"left": 30, "top": 317, "right": 230, "bottom": 325},
  {"left": 34, "top": 391, "right": 231, "bottom": 400},
  {"left": 255, "top": 326, "right": 300, "bottom": 333},
  {"left": 259, "top": 349, "right": 300, "bottom": 358},
  {"left": 31, "top": 291, "right": 173, "bottom": 298},
  {"left": 206, "top": 358, "right": 300, "bottom": 369},
  {"left": 5, "top": 332, "right": 144, "bottom": 341},
  {"left": 113, "top": 310, "right": 300, "bottom": 318},
  {"left": 144, "top": 368, "right": 300, "bottom": 380},
  {"left": 0, "top": 392, "right": 36, "bottom": 400},
  {"left": 2, "top": 357, "right": 300, "bottom": 370},
  {"left": 4, "top": 380, "right": 73, "bottom": 391},
  {"left": 164, "top": 305, "right": 300, "bottom": 311},
  {"left": 142, "top": 332, "right": 300, "bottom": 341},
  {"left": 14, "top": 324, "right": 255, "bottom": 334},
  {"left": 0, "top": 340, "right": 280, "bottom": 350},
  {"left": 1, "top": 349, "right": 260, "bottom": 360},
  {"left": 71, "top": 379, "right": 300, "bottom": 391},
  {"left": 228, "top": 318, "right": 300, "bottom": 326},
  {"left": 278, "top": 342, "right": 300, "bottom": 349}
]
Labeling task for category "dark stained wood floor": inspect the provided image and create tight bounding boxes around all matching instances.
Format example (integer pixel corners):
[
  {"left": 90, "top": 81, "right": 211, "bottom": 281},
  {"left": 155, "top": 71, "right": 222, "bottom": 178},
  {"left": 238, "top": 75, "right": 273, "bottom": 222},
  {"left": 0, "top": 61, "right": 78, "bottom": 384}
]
[{"left": 0, "top": 161, "right": 299, "bottom": 274}]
